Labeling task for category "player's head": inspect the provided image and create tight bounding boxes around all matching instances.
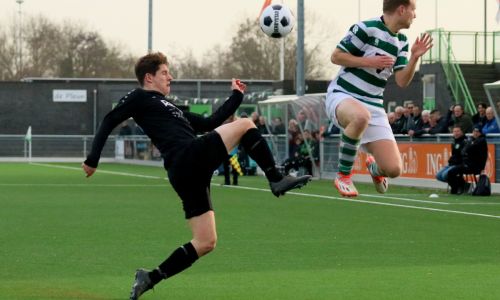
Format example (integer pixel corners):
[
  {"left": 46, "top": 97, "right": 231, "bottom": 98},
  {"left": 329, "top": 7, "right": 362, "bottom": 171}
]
[
  {"left": 383, "top": 0, "right": 416, "bottom": 29},
  {"left": 135, "top": 52, "right": 173, "bottom": 95}
]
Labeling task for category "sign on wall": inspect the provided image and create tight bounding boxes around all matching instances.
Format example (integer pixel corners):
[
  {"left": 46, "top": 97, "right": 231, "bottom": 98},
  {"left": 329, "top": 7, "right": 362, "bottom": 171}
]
[
  {"left": 53, "top": 90, "right": 87, "bottom": 102},
  {"left": 353, "top": 143, "right": 496, "bottom": 182}
]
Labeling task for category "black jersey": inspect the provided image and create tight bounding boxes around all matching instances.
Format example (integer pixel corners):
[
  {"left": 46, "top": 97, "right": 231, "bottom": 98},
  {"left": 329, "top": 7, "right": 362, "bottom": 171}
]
[{"left": 85, "top": 88, "right": 243, "bottom": 168}]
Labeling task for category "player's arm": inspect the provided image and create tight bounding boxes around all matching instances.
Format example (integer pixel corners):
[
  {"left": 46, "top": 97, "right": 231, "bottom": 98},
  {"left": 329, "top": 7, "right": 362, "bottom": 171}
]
[
  {"left": 331, "top": 47, "right": 394, "bottom": 70},
  {"left": 82, "top": 92, "right": 138, "bottom": 177},
  {"left": 394, "top": 33, "right": 433, "bottom": 87},
  {"left": 185, "top": 79, "right": 246, "bottom": 132}
]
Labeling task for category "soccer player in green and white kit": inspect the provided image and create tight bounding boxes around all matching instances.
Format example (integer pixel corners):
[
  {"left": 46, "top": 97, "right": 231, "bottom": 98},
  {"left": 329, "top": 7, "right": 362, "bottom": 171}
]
[{"left": 326, "top": 0, "right": 432, "bottom": 197}]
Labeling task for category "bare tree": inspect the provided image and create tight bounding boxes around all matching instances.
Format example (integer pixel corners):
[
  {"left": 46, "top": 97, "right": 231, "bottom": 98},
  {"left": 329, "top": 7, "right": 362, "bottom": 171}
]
[
  {"left": 23, "top": 15, "right": 61, "bottom": 77},
  {"left": 173, "top": 16, "right": 326, "bottom": 80},
  {"left": 0, "top": 16, "right": 136, "bottom": 80},
  {"left": 0, "top": 23, "right": 20, "bottom": 80}
]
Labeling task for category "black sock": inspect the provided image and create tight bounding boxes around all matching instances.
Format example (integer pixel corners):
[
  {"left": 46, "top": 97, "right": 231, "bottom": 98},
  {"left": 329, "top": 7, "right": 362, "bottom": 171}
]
[
  {"left": 240, "top": 128, "right": 283, "bottom": 182},
  {"left": 149, "top": 242, "right": 199, "bottom": 285}
]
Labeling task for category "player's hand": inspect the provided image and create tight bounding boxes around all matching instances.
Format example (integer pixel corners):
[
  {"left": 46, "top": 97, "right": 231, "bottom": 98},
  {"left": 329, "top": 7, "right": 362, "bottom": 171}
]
[
  {"left": 411, "top": 33, "right": 433, "bottom": 59},
  {"left": 367, "top": 55, "right": 394, "bottom": 69},
  {"left": 82, "top": 163, "right": 96, "bottom": 178},
  {"left": 232, "top": 78, "right": 246, "bottom": 93}
]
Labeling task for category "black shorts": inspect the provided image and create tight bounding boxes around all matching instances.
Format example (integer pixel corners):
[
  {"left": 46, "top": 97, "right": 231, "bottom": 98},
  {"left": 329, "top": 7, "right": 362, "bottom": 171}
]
[{"left": 166, "top": 131, "right": 228, "bottom": 219}]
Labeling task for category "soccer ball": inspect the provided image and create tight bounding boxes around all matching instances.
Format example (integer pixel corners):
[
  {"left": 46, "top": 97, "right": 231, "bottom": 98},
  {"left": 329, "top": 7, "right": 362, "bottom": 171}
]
[{"left": 259, "top": 4, "right": 295, "bottom": 38}]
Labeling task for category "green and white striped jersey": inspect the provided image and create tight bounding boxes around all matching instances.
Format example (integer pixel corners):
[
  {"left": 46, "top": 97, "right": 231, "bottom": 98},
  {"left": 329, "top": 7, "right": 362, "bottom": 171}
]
[{"left": 327, "top": 16, "right": 409, "bottom": 108}]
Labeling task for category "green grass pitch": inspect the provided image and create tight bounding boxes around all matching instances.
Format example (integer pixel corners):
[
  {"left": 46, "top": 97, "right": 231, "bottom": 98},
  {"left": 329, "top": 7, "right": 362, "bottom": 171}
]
[{"left": 1, "top": 162, "right": 500, "bottom": 299}]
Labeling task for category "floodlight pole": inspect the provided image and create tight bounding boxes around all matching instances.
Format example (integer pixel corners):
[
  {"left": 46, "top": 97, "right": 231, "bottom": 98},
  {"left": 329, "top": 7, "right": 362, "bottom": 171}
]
[
  {"left": 296, "top": 0, "right": 305, "bottom": 96},
  {"left": 484, "top": 0, "right": 487, "bottom": 62},
  {"left": 279, "top": 0, "right": 285, "bottom": 81},
  {"left": 16, "top": 0, "right": 24, "bottom": 76},
  {"left": 148, "top": 0, "right": 153, "bottom": 52}
]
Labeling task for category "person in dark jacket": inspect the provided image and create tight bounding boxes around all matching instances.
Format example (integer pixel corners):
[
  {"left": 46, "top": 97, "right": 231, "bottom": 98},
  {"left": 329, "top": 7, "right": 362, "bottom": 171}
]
[
  {"left": 424, "top": 109, "right": 450, "bottom": 135},
  {"left": 472, "top": 102, "right": 488, "bottom": 131},
  {"left": 435, "top": 126, "right": 466, "bottom": 182},
  {"left": 447, "top": 125, "right": 488, "bottom": 194}
]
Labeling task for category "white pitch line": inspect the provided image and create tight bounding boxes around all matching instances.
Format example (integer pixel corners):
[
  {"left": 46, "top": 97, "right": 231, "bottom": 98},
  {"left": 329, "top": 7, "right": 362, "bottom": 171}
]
[
  {"left": 0, "top": 183, "right": 166, "bottom": 187},
  {"left": 32, "top": 163, "right": 500, "bottom": 220},
  {"left": 359, "top": 193, "right": 448, "bottom": 205},
  {"left": 216, "top": 185, "right": 500, "bottom": 220},
  {"left": 449, "top": 203, "right": 500, "bottom": 206},
  {"left": 31, "top": 162, "right": 167, "bottom": 180}
]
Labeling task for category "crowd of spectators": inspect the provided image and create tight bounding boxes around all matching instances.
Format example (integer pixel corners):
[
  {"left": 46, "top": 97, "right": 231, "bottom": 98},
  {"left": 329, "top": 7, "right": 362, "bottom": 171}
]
[
  {"left": 247, "top": 109, "right": 321, "bottom": 176},
  {"left": 389, "top": 101, "right": 500, "bottom": 137}
]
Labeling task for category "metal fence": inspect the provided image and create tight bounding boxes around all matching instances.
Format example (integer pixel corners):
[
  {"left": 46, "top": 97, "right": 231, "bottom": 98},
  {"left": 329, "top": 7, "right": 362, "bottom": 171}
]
[{"left": 1, "top": 134, "right": 499, "bottom": 183}]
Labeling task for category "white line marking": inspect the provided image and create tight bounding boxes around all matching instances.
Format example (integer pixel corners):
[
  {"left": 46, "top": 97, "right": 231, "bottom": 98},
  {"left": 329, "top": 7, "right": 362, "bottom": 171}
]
[
  {"left": 32, "top": 163, "right": 500, "bottom": 220},
  {"left": 31, "top": 162, "right": 167, "bottom": 180},
  {"left": 0, "top": 183, "right": 165, "bottom": 187},
  {"left": 449, "top": 203, "right": 500, "bottom": 206},
  {"left": 359, "top": 193, "right": 448, "bottom": 205},
  {"left": 216, "top": 185, "right": 500, "bottom": 219}
]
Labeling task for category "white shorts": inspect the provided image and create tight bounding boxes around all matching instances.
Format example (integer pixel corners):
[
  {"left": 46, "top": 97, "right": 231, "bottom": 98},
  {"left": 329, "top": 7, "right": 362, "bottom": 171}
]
[{"left": 325, "top": 91, "right": 395, "bottom": 145}]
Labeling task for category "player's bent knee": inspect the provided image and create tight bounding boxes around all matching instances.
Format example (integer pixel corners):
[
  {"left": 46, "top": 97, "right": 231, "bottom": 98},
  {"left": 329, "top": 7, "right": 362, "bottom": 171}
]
[
  {"left": 197, "top": 237, "right": 217, "bottom": 255},
  {"left": 349, "top": 111, "right": 370, "bottom": 129},
  {"left": 384, "top": 165, "right": 402, "bottom": 178}
]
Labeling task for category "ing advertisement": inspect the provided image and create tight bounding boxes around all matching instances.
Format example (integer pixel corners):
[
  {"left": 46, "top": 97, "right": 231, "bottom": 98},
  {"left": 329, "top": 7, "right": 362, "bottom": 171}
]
[{"left": 353, "top": 143, "right": 496, "bottom": 182}]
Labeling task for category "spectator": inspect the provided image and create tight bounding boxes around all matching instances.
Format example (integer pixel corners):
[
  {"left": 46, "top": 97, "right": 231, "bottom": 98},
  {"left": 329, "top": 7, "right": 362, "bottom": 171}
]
[
  {"left": 405, "top": 102, "right": 415, "bottom": 117},
  {"left": 271, "top": 117, "right": 285, "bottom": 134},
  {"left": 472, "top": 102, "right": 488, "bottom": 131},
  {"left": 250, "top": 111, "right": 259, "bottom": 126},
  {"left": 392, "top": 106, "right": 406, "bottom": 134},
  {"left": 435, "top": 126, "right": 466, "bottom": 183},
  {"left": 411, "top": 104, "right": 422, "bottom": 128},
  {"left": 400, "top": 106, "right": 415, "bottom": 134},
  {"left": 449, "top": 104, "right": 473, "bottom": 133},
  {"left": 388, "top": 112, "right": 398, "bottom": 133},
  {"left": 257, "top": 116, "right": 269, "bottom": 134},
  {"left": 482, "top": 107, "right": 500, "bottom": 134},
  {"left": 408, "top": 109, "right": 431, "bottom": 137},
  {"left": 447, "top": 125, "right": 488, "bottom": 194},
  {"left": 426, "top": 109, "right": 450, "bottom": 134},
  {"left": 288, "top": 119, "right": 300, "bottom": 158},
  {"left": 296, "top": 108, "right": 318, "bottom": 132}
]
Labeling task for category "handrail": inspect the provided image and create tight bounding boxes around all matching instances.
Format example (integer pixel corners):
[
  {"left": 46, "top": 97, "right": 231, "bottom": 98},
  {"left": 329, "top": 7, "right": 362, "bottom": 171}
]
[{"left": 425, "top": 29, "right": 476, "bottom": 115}]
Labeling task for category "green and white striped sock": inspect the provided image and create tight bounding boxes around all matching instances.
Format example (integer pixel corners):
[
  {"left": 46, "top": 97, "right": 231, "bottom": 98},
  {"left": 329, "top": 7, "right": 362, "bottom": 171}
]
[
  {"left": 338, "top": 133, "right": 360, "bottom": 176},
  {"left": 368, "top": 160, "right": 382, "bottom": 177}
]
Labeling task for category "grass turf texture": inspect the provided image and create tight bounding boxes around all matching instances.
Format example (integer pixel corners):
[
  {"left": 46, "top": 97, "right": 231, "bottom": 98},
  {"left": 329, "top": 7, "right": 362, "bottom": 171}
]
[{"left": 1, "top": 162, "right": 500, "bottom": 300}]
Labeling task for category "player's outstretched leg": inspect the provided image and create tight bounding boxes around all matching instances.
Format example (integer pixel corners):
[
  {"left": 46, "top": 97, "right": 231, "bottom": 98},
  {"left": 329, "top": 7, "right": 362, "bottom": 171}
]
[
  {"left": 239, "top": 128, "right": 311, "bottom": 197},
  {"left": 270, "top": 174, "right": 312, "bottom": 197},
  {"left": 366, "top": 155, "right": 388, "bottom": 193},
  {"left": 130, "top": 269, "right": 153, "bottom": 300}
]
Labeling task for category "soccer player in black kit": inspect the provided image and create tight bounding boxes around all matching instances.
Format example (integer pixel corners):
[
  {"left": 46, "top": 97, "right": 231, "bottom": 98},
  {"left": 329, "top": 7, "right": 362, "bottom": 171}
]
[{"left": 81, "top": 52, "right": 311, "bottom": 300}]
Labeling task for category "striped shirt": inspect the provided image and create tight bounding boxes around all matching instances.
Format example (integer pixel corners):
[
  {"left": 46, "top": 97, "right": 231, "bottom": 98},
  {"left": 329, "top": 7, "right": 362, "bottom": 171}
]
[{"left": 327, "top": 16, "right": 409, "bottom": 108}]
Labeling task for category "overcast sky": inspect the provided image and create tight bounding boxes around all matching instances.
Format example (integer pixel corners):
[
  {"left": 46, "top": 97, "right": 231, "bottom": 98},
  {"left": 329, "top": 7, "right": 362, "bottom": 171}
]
[{"left": 1, "top": 0, "right": 499, "bottom": 78}]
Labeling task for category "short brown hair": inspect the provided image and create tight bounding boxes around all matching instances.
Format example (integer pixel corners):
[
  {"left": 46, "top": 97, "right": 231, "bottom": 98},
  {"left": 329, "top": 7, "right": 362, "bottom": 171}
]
[
  {"left": 383, "top": 0, "right": 411, "bottom": 13},
  {"left": 134, "top": 52, "right": 169, "bottom": 86}
]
